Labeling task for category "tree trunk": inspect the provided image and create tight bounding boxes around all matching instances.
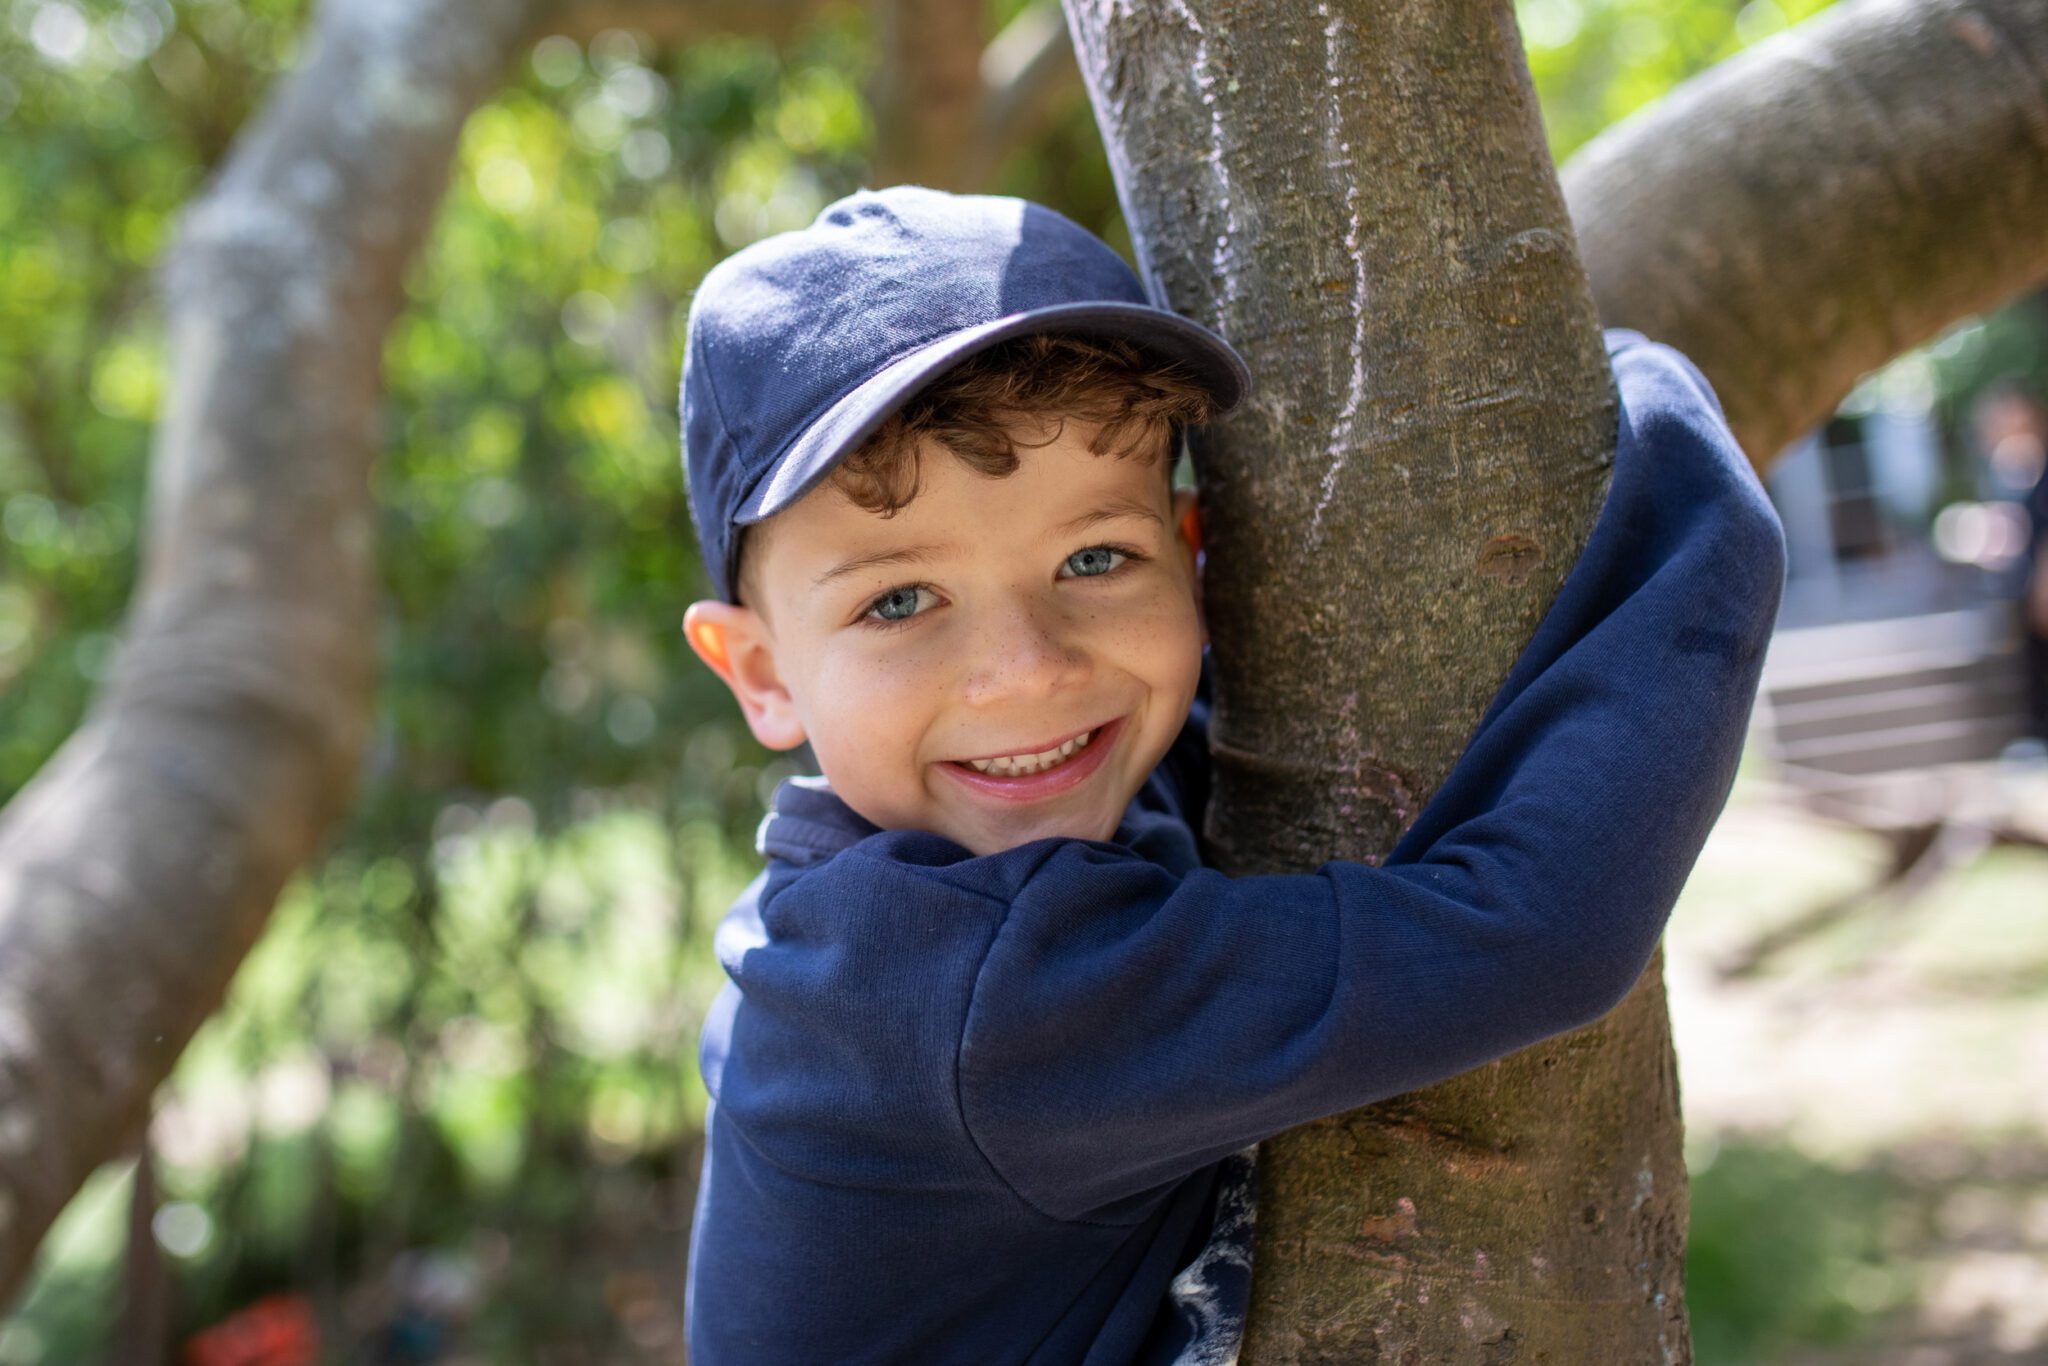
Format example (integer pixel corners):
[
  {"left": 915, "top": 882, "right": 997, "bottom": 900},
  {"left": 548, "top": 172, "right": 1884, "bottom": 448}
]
[
  {"left": 0, "top": 0, "right": 553, "bottom": 1303},
  {"left": 1564, "top": 0, "right": 2048, "bottom": 466},
  {"left": 1061, "top": 0, "right": 1674, "bottom": 1357},
  {"left": 3, "top": 0, "right": 2045, "bottom": 1322}
]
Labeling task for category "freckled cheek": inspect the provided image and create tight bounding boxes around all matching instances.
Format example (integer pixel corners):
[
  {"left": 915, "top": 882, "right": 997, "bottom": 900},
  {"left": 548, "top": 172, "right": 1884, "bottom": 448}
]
[
  {"left": 811, "top": 631, "right": 943, "bottom": 685},
  {"left": 856, "top": 640, "right": 952, "bottom": 704},
  {"left": 1079, "top": 593, "right": 1202, "bottom": 670},
  {"left": 1097, "top": 601, "right": 1203, "bottom": 772},
  {"left": 805, "top": 645, "right": 950, "bottom": 762}
]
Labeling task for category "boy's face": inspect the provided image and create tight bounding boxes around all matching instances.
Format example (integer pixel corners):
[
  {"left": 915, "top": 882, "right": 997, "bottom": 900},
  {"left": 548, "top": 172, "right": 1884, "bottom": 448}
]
[{"left": 684, "top": 421, "right": 1205, "bottom": 857}]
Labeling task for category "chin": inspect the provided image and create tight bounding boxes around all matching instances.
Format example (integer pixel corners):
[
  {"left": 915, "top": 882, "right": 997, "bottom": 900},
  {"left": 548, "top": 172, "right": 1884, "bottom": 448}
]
[{"left": 969, "top": 809, "right": 1121, "bottom": 857}]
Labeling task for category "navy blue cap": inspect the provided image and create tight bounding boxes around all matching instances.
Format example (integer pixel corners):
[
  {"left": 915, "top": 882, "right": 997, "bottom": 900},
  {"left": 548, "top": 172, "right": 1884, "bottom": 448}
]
[{"left": 678, "top": 186, "right": 1252, "bottom": 602}]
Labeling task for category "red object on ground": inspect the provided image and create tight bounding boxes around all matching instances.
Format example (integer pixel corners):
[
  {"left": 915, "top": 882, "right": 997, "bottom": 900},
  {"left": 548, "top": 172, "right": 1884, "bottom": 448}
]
[{"left": 183, "top": 1293, "right": 319, "bottom": 1366}]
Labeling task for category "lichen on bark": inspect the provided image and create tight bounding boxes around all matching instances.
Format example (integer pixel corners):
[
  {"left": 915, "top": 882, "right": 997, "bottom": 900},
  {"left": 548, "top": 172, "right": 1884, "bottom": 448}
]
[{"left": 1062, "top": 0, "right": 1686, "bottom": 1358}]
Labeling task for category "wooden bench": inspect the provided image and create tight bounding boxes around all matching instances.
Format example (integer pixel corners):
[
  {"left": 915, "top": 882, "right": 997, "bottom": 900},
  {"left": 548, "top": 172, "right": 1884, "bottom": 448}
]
[{"left": 1723, "top": 603, "right": 2045, "bottom": 976}]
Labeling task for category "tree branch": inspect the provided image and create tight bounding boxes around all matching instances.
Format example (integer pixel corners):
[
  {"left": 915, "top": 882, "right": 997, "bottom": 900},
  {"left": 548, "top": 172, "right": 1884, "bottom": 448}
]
[
  {"left": 1564, "top": 0, "right": 2048, "bottom": 465},
  {"left": 0, "top": 0, "right": 551, "bottom": 1304}
]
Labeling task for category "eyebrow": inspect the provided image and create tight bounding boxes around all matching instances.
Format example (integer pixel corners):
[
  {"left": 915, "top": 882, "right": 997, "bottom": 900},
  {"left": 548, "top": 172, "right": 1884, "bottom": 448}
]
[
  {"left": 810, "top": 497, "right": 1165, "bottom": 589},
  {"left": 812, "top": 543, "right": 949, "bottom": 588},
  {"left": 1054, "top": 496, "right": 1165, "bottom": 536}
]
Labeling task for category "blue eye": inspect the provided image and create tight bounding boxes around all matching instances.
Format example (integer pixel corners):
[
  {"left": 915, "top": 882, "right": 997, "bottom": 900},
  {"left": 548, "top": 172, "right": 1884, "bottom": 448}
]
[
  {"left": 1062, "top": 546, "right": 1127, "bottom": 578},
  {"left": 866, "top": 585, "right": 935, "bottom": 624},
  {"left": 861, "top": 548, "right": 1139, "bottom": 627}
]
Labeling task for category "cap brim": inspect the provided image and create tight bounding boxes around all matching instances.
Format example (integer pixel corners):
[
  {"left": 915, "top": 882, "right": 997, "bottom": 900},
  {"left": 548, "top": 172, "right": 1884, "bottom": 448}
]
[{"left": 732, "top": 302, "right": 1251, "bottom": 528}]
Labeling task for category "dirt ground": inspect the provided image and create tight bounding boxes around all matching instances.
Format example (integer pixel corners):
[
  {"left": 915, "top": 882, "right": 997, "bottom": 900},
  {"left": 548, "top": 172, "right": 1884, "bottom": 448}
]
[{"left": 1665, "top": 774, "right": 2048, "bottom": 1365}]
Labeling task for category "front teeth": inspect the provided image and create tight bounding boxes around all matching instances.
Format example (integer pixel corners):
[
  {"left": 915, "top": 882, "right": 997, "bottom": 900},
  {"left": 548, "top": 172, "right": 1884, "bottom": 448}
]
[{"left": 967, "top": 729, "right": 1093, "bottom": 777}]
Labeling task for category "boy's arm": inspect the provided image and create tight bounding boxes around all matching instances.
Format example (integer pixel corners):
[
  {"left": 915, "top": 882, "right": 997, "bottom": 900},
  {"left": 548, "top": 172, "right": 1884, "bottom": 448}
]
[{"left": 956, "top": 332, "right": 1786, "bottom": 1223}]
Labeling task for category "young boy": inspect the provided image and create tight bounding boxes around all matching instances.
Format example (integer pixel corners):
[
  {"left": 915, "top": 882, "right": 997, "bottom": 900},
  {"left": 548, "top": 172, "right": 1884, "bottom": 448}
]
[{"left": 675, "top": 185, "right": 1785, "bottom": 1364}]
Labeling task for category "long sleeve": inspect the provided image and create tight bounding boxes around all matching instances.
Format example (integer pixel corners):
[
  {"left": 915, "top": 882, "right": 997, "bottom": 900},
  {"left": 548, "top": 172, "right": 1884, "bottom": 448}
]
[{"left": 956, "top": 332, "right": 1786, "bottom": 1222}]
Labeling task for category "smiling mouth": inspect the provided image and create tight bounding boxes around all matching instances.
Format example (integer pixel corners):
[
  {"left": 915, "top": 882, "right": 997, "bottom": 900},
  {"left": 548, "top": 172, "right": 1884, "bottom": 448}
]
[
  {"left": 940, "top": 718, "right": 1123, "bottom": 801},
  {"left": 956, "top": 728, "right": 1098, "bottom": 778}
]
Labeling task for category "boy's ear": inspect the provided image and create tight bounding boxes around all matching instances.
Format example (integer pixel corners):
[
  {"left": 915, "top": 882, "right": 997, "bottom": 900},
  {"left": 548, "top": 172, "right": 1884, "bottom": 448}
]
[
  {"left": 1171, "top": 487, "right": 1208, "bottom": 648},
  {"left": 683, "top": 601, "right": 808, "bottom": 751},
  {"left": 1173, "top": 486, "right": 1203, "bottom": 562}
]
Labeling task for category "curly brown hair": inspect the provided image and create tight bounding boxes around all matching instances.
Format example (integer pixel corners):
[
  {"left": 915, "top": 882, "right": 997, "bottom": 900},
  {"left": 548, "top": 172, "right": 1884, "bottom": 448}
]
[{"left": 734, "top": 332, "right": 1217, "bottom": 606}]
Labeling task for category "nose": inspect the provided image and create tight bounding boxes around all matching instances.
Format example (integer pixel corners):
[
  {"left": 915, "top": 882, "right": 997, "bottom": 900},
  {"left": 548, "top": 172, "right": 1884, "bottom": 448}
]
[{"left": 959, "top": 592, "right": 1088, "bottom": 708}]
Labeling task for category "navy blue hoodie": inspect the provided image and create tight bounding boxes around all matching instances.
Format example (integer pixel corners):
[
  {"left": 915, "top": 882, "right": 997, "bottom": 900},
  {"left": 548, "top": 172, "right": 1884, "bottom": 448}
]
[{"left": 685, "top": 333, "right": 1786, "bottom": 1363}]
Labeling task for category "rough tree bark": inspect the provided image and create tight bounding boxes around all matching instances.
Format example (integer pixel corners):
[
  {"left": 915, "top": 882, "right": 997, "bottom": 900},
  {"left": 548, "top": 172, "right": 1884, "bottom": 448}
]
[
  {"left": 0, "top": 0, "right": 553, "bottom": 1302},
  {"left": 2, "top": 0, "right": 2045, "bottom": 1329},
  {"left": 1061, "top": 0, "right": 1673, "bottom": 1358}
]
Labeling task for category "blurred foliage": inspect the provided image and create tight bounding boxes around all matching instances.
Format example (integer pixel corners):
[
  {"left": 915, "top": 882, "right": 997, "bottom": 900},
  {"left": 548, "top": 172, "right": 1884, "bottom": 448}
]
[
  {"left": 1, "top": 0, "right": 2044, "bottom": 1360},
  {"left": 1, "top": 1, "right": 884, "bottom": 1356},
  {"left": 1686, "top": 1138, "right": 1918, "bottom": 1364},
  {"left": 1521, "top": 0, "right": 1841, "bottom": 160}
]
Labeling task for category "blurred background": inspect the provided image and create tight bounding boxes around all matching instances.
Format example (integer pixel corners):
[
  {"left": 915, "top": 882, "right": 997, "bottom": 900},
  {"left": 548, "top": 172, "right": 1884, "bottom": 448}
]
[{"left": 1, "top": 0, "right": 2044, "bottom": 1361}]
